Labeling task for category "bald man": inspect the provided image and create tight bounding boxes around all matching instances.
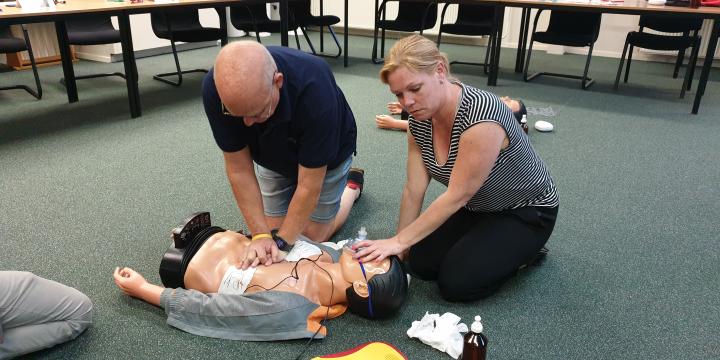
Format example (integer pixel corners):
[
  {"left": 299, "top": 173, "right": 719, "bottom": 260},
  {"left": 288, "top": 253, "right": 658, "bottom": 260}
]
[{"left": 202, "top": 42, "right": 361, "bottom": 270}]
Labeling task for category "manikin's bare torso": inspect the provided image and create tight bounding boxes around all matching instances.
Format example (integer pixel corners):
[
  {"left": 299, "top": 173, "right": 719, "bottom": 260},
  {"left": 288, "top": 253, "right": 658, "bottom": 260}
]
[{"left": 183, "top": 231, "right": 339, "bottom": 306}]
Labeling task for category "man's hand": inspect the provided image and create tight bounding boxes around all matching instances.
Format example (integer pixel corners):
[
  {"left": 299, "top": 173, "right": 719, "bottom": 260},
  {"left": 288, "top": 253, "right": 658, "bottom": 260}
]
[{"left": 241, "top": 237, "right": 281, "bottom": 269}]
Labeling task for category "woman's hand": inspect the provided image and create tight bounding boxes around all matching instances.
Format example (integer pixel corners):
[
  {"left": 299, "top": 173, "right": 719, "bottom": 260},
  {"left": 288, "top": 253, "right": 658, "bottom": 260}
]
[
  {"left": 113, "top": 267, "right": 148, "bottom": 299},
  {"left": 351, "top": 237, "right": 407, "bottom": 263}
]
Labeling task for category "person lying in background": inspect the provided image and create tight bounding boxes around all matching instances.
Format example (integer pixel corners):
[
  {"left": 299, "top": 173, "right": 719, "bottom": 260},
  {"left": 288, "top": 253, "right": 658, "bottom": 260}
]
[{"left": 374, "top": 97, "right": 527, "bottom": 131}]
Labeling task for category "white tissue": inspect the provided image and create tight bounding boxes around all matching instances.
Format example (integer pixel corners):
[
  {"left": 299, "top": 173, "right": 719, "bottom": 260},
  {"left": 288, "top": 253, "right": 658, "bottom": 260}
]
[
  {"left": 285, "top": 240, "right": 322, "bottom": 262},
  {"left": 407, "top": 312, "right": 468, "bottom": 359},
  {"left": 320, "top": 240, "right": 349, "bottom": 251}
]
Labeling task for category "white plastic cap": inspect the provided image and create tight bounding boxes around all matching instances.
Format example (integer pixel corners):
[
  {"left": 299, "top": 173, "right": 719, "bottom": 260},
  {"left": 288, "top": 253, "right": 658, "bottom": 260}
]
[
  {"left": 521, "top": 114, "right": 528, "bottom": 124},
  {"left": 357, "top": 227, "right": 368, "bottom": 240},
  {"left": 471, "top": 315, "right": 483, "bottom": 333}
]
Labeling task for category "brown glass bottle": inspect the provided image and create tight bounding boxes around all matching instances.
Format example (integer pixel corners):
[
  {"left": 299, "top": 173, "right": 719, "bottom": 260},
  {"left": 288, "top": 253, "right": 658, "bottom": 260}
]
[{"left": 462, "top": 316, "right": 488, "bottom": 360}]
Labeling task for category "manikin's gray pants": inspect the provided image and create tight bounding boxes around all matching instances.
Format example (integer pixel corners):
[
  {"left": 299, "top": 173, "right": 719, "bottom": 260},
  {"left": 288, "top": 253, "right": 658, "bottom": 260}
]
[{"left": 0, "top": 271, "right": 93, "bottom": 359}]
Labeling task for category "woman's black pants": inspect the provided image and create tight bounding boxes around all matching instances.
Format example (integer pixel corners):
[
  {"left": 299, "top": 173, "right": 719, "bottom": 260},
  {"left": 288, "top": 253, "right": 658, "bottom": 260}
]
[{"left": 408, "top": 205, "right": 558, "bottom": 302}]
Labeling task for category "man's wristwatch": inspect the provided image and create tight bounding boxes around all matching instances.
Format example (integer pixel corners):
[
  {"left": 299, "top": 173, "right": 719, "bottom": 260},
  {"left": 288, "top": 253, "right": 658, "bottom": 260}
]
[{"left": 271, "top": 229, "right": 289, "bottom": 250}]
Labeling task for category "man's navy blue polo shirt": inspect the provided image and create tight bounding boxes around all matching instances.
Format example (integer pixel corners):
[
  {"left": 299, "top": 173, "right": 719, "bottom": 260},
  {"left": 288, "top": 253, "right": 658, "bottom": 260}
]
[{"left": 202, "top": 46, "right": 357, "bottom": 179}]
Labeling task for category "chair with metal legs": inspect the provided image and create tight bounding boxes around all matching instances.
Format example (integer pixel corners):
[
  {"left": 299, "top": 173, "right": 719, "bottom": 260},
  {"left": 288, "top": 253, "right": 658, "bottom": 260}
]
[
  {"left": 372, "top": 0, "right": 438, "bottom": 64},
  {"left": 61, "top": 17, "right": 126, "bottom": 87},
  {"left": 523, "top": 10, "right": 602, "bottom": 90},
  {"left": 436, "top": 4, "right": 495, "bottom": 74},
  {"left": 150, "top": 8, "right": 225, "bottom": 86},
  {"left": 614, "top": 15, "right": 703, "bottom": 98},
  {"left": 0, "top": 24, "right": 42, "bottom": 99},
  {"left": 292, "top": 0, "right": 342, "bottom": 58}
]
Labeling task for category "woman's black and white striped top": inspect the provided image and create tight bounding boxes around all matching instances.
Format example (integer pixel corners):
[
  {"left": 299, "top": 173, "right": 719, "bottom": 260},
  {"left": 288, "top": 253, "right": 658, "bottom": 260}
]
[{"left": 408, "top": 83, "right": 558, "bottom": 212}]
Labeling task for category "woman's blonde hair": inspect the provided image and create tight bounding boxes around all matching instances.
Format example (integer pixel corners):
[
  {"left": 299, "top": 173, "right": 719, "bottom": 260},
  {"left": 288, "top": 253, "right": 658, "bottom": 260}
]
[{"left": 380, "top": 35, "right": 453, "bottom": 84}]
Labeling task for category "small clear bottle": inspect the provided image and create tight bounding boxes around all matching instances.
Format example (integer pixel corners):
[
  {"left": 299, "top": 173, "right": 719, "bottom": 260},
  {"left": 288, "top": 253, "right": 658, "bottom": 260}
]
[
  {"left": 520, "top": 115, "right": 529, "bottom": 134},
  {"left": 461, "top": 316, "right": 488, "bottom": 360}
]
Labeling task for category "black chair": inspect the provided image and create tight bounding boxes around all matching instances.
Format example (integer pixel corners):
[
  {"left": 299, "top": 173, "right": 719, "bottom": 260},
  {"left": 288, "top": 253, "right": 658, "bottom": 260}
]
[
  {"left": 0, "top": 24, "right": 42, "bottom": 99},
  {"left": 436, "top": 4, "right": 495, "bottom": 74},
  {"left": 292, "top": 0, "right": 342, "bottom": 58},
  {"left": 372, "top": 1, "right": 438, "bottom": 63},
  {"left": 230, "top": 4, "right": 310, "bottom": 50},
  {"left": 230, "top": 3, "right": 341, "bottom": 58},
  {"left": 62, "top": 17, "right": 125, "bottom": 86},
  {"left": 523, "top": 10, "right": 602, "bottom": 89},
  {"left": 614, "top": 15, "right": 703, "bottom": 98},
  {"left": 150, "top": 9, "right": 225, "bottom": 86}
]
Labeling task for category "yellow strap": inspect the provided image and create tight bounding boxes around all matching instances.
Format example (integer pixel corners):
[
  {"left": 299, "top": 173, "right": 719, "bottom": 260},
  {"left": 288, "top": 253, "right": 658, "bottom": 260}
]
[{"left": 251, "top": 233, "right": 272, "bottom": 242}]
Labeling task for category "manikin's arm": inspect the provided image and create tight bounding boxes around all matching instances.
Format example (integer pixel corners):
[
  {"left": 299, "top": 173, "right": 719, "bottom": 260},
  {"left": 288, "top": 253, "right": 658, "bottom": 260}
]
[
  {"left": 113, "top": 265, "right": 338, "bottom": 341},
  {"left": 113, "top": 267, "right": 163, "bottom": 306}
]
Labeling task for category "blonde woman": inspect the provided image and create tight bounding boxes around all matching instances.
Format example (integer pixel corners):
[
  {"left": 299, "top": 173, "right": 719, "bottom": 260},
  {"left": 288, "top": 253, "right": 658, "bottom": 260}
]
[{"left": 353, "top": 35, "right": 558, "bottom": 301}]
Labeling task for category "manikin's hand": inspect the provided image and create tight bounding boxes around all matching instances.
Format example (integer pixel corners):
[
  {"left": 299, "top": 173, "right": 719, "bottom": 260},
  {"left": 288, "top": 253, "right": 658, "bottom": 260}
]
[
  {"left": 113, "top": 267, "right": 148, "bottom": 299},
  {"left": 387, "top": 102, "right": 404, "bottom": 115},
  {"left": 241, "top": 237, "right": 281, "bottom": 270},
  {"left": 352, "top": 237, "right": 406, "bottom": 263}
]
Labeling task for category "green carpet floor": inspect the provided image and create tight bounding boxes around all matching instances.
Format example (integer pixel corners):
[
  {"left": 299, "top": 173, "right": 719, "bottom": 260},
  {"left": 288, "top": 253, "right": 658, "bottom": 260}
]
[{"left": 1, "top": 33, "right": 719, "bottom": 359}]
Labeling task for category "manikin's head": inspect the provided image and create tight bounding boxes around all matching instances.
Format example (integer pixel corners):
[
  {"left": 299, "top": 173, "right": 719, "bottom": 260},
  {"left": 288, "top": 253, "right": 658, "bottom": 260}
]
[
  {"left": 338, "top": 249, "right": 408, "bottom": 319},
  {"left": 501, "top": 96, "right": 527, "bottom": 123},
  {"left": 213, "top": 41, "right": 283, "bottom": 126}
]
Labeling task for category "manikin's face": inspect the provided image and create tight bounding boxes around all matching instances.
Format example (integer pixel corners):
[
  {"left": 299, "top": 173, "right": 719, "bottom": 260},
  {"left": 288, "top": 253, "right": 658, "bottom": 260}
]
[
  {"left": 221, "top": 71, "right": 281, "bottom": 126},
  {"left": 339, "top": 249, "right": 391, "bottom": 287},
  {"left": 386, "top": 65, "right": 446, "bottom": 121}
]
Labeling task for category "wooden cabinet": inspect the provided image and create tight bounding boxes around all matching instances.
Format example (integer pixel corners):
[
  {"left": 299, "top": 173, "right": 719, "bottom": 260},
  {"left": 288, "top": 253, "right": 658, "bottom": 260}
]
[{"left": 4, "top": 23, "right": 75, "bottom": 70}]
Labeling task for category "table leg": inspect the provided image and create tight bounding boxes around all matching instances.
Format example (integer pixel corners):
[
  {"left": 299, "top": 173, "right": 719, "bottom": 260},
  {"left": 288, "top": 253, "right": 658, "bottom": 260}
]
[
  {"left": 319, "top": 0, "right": 324, "bottom": 52},
  {"left": 54, "top": 20, "right": 77, "bottom": 103},
  {"left": 217, "top": 7, "right": 228, "bottom": 46},
  {"left": 344, "top": 0, "right": 349, "bottom": 67},
  {"left": 280, "top": 0, "right": 288, "bottom": 46},
  {"left": 515, "top": 7, "right": 529, "bottom": 73},
  {"left": 692, "top": 18, "right": 719, "bottom": 114},
  {"left": 488, "top": 5, "right": 505, "bottom": 86},
  {"left": 118, "top": 13, "right": 141, "bottom": 118}
]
